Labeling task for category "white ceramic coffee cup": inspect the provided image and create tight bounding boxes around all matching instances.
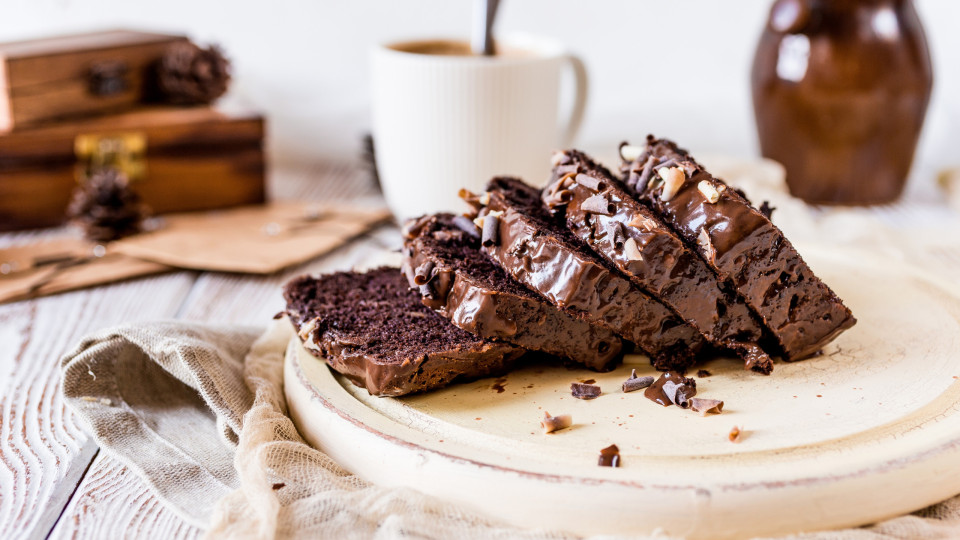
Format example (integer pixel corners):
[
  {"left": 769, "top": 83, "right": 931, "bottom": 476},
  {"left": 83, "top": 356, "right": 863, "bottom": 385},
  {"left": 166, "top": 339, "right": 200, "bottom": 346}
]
[{"left": 371, "top": 35, "right": 588, "bottom": 220}]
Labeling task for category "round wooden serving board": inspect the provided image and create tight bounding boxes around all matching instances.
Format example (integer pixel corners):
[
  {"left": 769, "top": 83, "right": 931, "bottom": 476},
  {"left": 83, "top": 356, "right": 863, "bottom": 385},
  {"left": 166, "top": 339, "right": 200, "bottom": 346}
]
[{"left": 284, "top": 247, "right": 960, "bottom": 539}]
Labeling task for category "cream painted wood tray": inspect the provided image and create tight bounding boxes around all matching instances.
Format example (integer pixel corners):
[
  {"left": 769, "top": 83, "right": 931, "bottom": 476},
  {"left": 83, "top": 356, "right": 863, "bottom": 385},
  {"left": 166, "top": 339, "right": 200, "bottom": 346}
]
[{"left": 284, "top": 247, "right": 960, "bottom": 539}]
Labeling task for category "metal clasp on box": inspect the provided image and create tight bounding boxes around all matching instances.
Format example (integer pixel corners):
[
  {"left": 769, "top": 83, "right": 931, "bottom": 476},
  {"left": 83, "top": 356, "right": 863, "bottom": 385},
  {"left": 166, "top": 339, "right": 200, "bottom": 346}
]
[{"left": 74, "top": 132, "right": 147, "bottom": 182}]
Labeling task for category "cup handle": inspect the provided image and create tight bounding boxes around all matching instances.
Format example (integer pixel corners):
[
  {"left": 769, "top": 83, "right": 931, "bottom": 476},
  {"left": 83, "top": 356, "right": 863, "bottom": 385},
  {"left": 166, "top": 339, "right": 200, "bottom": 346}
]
[{"left": 560, "top": 54, "right": 589, "bottom": 148}]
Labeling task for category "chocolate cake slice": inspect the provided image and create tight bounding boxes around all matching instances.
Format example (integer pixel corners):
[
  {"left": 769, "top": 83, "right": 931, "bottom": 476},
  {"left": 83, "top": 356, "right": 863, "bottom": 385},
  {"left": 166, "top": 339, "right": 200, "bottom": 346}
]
[
  {"left": 543, "top": 150, "right": 773, "bottom": 373},
  {"left": 466, "top": 176, "right": 707, "bottom": 372},
  {"left": 620, "top": 136, "right": 856, "bottom": 360},
  {"left": 283, "top": 267, "right": 525, "bottom": 396},
  {"left": 402, "top": 213, "right": 624, "bottom": 371}
]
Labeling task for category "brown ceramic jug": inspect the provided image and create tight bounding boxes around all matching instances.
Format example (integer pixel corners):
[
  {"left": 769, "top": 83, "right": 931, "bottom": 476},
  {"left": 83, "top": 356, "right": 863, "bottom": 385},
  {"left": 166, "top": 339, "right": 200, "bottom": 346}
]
[{"left": 751, "top": 0, "right": 932, "bottom": 205}]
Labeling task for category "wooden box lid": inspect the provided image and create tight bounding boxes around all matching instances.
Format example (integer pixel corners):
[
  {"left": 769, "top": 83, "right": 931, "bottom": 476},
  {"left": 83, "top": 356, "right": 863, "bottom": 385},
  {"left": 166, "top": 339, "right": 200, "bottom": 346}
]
[{"left": 0, "top": 29, "right": 189, "bottom": 131}]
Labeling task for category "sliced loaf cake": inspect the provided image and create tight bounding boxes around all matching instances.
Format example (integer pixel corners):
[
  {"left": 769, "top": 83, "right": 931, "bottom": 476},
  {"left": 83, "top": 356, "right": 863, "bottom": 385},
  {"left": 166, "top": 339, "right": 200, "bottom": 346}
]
[
  {"left": 401, "top": 213, "right": 625, "bottom": 371},
  {"left": 284, "top": 267, "right": 525, "bottom": 396},
  {"left": 543, "top": 149, "right": 773, "bottom": 373},
  {"left": 620, "top": 136, "right": 856, "bottom": 360},
  {"left": 467, "top": 176, "right": 707, "bottom": 372}
]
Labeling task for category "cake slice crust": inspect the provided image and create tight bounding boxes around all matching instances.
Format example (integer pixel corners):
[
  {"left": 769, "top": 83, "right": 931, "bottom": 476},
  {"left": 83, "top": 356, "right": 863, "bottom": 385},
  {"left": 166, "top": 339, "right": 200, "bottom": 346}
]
[
  {"left": 402, "top": 213, "right": 625, "bottom": 371},
  {"left": 620, "top": 136, "right": 856, "bottom": 360},
  {"left": 468, "top": 176, "right": 706, "bottom": 372},
  {"left": 284, "top": 267, "right": 525, "bottom": 396},
  {"left": 544, "top": 149, "right": 773, "bottom": 373}
]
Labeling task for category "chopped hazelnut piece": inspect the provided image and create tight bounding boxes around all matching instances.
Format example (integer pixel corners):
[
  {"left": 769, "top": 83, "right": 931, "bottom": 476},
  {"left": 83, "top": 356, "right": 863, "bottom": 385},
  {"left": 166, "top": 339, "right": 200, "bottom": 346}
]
[
  {"left": 541, "top": 411, "right": 573, "bottom": 434},
  {"left": 698, "top": 180, "right": 721, "bottom": 203},
  {"left": 729, "top": 425, "right": 744, "bottom": 443},
  {"left": 623, "top": 237, "right": 644, "bottom": 262},
  {"left": 658, "top": 167, "right": 686, "bottom": 201},
  {"left": 689, "top": 398, "right": 724, "bottom": 416},
  {"left": 619, "top": 144, "right": 644, "bottom": 162}
]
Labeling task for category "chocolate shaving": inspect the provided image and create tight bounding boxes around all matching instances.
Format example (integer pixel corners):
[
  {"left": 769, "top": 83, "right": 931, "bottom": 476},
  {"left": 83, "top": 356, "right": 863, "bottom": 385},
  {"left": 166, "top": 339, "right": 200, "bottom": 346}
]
[
  {"left": 653, "top": 158, "right": 678, "bottom": 171},
  {"left": 413, "top": 260, "right": 436, "bottom": 285},
  {"left": 580, "top": 194, "right": 613, "bottom": 216},
  {"left": 759, "top": 200, "right": 776, "bottom": 220},
  {"left": 661, "top": 381, "right": 697, "bottom": 409},
  {"left": 689, "top": 398, "right": 724, "bottom": 416},
  {"left": 541, "top": 411, "right": 573, "bottom": 434},
  {"left": 571, "top": 382, "right": 601, "bottom": 400},
  {"left": 598, "top": 444, "right": 620, "bottom": 467},
  {"left": 418, "top": 281, "right": 438, "bottom": 300},
  {"left": 622, "top": 369, "right": 654, "bottom": 393},
  {"left": 555, "top": 164, "right": 580, "bottom": 176},
  {"left": 610, "top": 221, "right": 626, "bottom": 249},
  {"left": 679, "top": 160, "right": 699, "bottom": 177},
  {"left": 644, "top": 372, "right": 697, "bottom": 407},
  {"left": 481, "top": 215, "right": 500, "bottom": 247},
  {"left": 543, "top": 187, "right": 573, "bottom": 209},
  {"left": 458, "top": 188, "right": 483, "bottom": 210},
  {"left": 696, "top": 369, "right": 711, "bottom": 378},
  {"left": 451, "top": 215, "right": 481, "bottom": 238},
  {"left": 574, "top": 173, "right": 605, "bottom": 192},
  {"left": 637, "top": 155, "right": 657, "bottom": 190}
]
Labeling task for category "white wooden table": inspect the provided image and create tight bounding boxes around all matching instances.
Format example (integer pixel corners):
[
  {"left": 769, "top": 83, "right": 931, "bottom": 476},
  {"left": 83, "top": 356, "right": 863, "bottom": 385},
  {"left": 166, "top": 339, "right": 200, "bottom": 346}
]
[{"left": 0, "top": 162, "right": 396, "bottom": 539}]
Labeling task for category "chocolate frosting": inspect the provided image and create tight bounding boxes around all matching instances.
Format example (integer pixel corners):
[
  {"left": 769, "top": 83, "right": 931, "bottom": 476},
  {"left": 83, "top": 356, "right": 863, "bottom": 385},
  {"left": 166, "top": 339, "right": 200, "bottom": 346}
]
[
  {"left": 543, "top": 150, "right": 773, "bottom": 373},
  {"left": 401, "top": 214, "right": 624, "bottom": 371},
  {"left": 474, "top": 177, "right": 706, "bottom": 372},
  {"left": 284, "top": 268, "right": 525, "bottom": 397},
  {"left": 621, "top": 136, "right": 856, "bottom": 360}
]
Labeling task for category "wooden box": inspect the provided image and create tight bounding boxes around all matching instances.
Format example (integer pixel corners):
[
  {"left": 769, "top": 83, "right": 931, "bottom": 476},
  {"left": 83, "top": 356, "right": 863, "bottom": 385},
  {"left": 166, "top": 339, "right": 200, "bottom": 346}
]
[
  {"left": 0, "top": 30, "right": 188, "bottom": 131},
  {"left": 0, "top": 106, "right": 265, "bottom": 231}
]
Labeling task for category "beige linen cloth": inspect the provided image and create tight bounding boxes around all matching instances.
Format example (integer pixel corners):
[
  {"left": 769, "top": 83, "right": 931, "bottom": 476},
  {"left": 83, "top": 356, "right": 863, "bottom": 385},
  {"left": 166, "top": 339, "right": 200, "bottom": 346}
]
[{"left": 60, "top": 159, "right": 960, "bottom": 539}]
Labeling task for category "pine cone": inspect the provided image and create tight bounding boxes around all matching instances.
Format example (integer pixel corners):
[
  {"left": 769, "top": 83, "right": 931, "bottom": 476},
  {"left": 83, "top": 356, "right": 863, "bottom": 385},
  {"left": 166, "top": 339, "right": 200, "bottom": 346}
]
[
  {"left": 67, "top": 168, "right": 146, "bottom": 242},
  {"left": 156, "top": 42, "right": 231, "bottom": 105}
]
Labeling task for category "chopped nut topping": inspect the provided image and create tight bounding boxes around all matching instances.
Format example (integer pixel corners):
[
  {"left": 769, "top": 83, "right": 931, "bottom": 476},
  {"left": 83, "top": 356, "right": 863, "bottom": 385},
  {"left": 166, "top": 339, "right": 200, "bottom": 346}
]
[
  {"left": 479, "top": 192, "right": 491, "bottom": 205},
  {"left": 541, "top": 411, "right": 573, "bottom": 434},
  {"left": 658, "top": 167, "right": 686, "bottom": 202},
  {"left": 698, "top": 180, "right": 721, "bottom": 203},
  {"left": 619, "top": 143, "right": 644, "bottom": 162},
  {"left": 697, "top": 227, "right": 716, "bottom": 264},
  {"left": 623, "top": 237, "right": 644, "bottom": 262},
  {"left": 729, "top": 425, "right": 743, "bottom": 443},
  {"left": 551, "top": 151, "right": 568, "bottom": 167},
  {"left": 626, "top": 214, "right": 658, "bottom": 231},
  {"left": 689, "top": 398, "right": 724, "bottom": 416}
]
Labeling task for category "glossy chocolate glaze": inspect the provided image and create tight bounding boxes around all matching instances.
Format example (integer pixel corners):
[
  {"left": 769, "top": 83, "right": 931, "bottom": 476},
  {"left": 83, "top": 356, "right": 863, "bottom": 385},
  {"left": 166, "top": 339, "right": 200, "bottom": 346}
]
[
  {"left": 401, "top": 214, "right": 624, "bottom": 371},
  {"left": 284, "top": 268, "right": 525, "bottom": 397},
  {"left": 474, "top": 177, "right": 706, "bottom": 372},
  {"left": 621, "top": 136, "right": 856, "bottom": 360},
  {"left": 544, "top": 150, "right": 773, "bottom": 373}
]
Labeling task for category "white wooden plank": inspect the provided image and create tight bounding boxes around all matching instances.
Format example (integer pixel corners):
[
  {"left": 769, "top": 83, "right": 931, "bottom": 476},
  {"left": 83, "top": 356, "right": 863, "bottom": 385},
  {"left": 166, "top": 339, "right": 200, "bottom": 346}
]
[
  {"left": 48, "top": 452, "right": 200, "bottom": 540},
  {"left": 0, "top": 272, "right": 196, "bottom": 540}
]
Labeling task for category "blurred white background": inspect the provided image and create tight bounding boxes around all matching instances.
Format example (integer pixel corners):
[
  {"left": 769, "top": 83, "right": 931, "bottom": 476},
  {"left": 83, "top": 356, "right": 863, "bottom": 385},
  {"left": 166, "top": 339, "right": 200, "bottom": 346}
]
[{"left": 3, "top": 0, "right": 958, "bottom": 196}]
